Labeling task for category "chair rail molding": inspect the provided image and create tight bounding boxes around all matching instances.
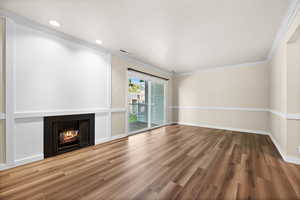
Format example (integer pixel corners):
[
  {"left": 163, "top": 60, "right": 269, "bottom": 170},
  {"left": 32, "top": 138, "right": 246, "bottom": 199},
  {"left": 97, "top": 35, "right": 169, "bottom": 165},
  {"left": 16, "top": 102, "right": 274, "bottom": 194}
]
[
  {"left": 286, "top": 113, "right": 300, "bottom": 120},
  {"left": 170, "top": 106, "right": 269, "bottom": 112},
  {"left": 0, "top": 112, "right": 5, "bottom": 120},
  {"left": 13, "top": 108, "right": 127, "bottom": 119},
  {"left": 171, "top": 106, "right": 300, "bottom": 120}
]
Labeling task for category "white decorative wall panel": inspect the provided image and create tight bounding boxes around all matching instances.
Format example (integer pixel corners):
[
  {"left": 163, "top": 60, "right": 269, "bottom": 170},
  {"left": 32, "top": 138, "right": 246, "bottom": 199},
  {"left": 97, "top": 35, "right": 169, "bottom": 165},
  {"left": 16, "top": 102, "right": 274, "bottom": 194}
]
[
  {"left": 95, "top": 113, "right": 110, "bottom": 142},
  {"left": 15, "top": 118, "right": 43, "bottom": 160}
]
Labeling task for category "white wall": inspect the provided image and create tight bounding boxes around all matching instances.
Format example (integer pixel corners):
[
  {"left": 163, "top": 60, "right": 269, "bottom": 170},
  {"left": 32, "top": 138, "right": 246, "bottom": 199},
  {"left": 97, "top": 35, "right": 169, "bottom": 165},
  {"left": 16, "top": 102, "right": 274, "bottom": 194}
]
[
  {"left": 3, "top": 19, "right": 112, "bottom": 167},
  {"left": 15, "top": 24, "right": 110, "bottom": 112}
]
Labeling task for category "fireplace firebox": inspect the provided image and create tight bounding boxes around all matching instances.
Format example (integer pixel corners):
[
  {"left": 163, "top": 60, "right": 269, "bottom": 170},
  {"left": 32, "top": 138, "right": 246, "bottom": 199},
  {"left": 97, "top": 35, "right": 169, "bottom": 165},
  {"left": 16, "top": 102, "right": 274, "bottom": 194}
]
[{"left": 44, "top": 114, "right": 95, "bottom": 158}]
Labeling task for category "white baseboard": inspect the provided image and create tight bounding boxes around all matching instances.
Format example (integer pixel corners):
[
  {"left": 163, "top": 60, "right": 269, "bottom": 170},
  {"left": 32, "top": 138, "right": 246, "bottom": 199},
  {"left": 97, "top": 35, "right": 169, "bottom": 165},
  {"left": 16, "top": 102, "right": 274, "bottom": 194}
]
[
  {"left": 15, "top": 154, "right": 44, "bottom": 166},
  {"left": 176, "top": 122, "right": 269, "bottom": 135},
  {"left": 268, "top": 133, "right": 300, "bottom": 165},
  {"left": 285, "top": 156, "right": 300, "bottom": 165},
  {"left": 95, "top": 134, "right": 128, "bottom": 145},
  {"left": 128, "top": 122, "right": 176, "bottom": 135},
  {"left": 0, "top": 153, "right": 44, "bottom": 171},
  {"left": 111, "top": 134, "right": 128, "bottom": 140},
  {"left": 95, "top": 137, "right": 113, "bottom": 145},
  {"left": 0, "top": 163, "right": 14, "bottom": 170},
  {"left": 268, "top": 133, "right": 287, "bottom": 160}
]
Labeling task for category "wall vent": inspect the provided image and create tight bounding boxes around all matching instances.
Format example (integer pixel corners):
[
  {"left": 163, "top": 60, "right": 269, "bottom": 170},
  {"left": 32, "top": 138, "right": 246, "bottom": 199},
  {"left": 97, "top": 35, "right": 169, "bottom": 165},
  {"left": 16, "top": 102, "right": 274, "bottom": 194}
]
[{"left": 120, "top": 49, "right": 128, "bottom": 53}]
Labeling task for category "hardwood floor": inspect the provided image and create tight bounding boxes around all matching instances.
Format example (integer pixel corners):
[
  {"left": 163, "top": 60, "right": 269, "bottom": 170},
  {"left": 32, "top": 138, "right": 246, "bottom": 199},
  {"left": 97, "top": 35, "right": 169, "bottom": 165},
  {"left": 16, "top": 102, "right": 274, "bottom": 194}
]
[{"left": 0, "top": 125, "right": 300, "bottom": 200}]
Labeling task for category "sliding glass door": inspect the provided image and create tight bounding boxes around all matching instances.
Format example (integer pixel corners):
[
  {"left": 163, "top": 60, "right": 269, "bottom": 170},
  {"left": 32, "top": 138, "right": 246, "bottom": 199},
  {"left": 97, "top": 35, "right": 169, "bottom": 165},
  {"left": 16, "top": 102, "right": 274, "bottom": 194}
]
[
  {"left": 128, "top": 72, "right": 166, "bottom": 133},
  {"left": 150, "top": 82, "right": 165, "bottom": 127}
]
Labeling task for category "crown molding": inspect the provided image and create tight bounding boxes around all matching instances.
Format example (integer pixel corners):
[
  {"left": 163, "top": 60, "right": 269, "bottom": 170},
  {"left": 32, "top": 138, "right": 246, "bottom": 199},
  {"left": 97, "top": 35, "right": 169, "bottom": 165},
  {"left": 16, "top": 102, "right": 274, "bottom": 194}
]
[
  {"left": 267, "top": 0, "right": 300, "bottom": 61},
  {"left": 0, "top": 9, "right": 172, "bottom": 76},
  {"left": 174, "top": 60, "right": 268, "bottom": 76}
]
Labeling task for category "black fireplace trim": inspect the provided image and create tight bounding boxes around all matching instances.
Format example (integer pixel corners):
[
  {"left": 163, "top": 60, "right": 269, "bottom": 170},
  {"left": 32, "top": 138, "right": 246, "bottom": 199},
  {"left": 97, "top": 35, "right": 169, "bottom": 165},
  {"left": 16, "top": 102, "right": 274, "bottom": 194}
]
[{"left": 44, "top": 113, "right": 95, "bottom": 158}]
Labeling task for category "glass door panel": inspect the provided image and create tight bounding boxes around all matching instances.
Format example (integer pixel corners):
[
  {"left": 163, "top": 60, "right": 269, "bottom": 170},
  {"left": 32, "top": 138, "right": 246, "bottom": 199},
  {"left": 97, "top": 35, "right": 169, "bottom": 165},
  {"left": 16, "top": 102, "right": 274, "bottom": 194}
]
[
  {"left": 128, "top": 78, "right": 148, "bottom": 132},
  {"left": 150, "top": 82, "right": 165, "bottom": 127}
]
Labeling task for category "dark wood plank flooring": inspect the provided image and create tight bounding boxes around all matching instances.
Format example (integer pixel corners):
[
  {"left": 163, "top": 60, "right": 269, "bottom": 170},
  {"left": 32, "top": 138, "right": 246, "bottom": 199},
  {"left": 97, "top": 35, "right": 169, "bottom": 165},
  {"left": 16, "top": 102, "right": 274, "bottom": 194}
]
[{"left": 0, "top": 125, "right": 299, "bottom": 200}]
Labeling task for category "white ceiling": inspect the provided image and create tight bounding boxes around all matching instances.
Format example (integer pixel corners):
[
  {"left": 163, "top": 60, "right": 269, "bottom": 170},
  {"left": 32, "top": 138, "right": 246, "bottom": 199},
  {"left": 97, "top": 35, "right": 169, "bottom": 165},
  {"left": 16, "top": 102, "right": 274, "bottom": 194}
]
[{"left": 0, "top": 0, "right": 293, "bottom": 73}]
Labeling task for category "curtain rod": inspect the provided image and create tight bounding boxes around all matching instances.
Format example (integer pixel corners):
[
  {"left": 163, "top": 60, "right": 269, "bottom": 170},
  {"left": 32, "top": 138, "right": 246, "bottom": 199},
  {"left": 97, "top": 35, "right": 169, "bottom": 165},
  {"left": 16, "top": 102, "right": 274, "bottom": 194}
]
[{"left": 127, "top": 68, "right": 169, "bottom": 81}]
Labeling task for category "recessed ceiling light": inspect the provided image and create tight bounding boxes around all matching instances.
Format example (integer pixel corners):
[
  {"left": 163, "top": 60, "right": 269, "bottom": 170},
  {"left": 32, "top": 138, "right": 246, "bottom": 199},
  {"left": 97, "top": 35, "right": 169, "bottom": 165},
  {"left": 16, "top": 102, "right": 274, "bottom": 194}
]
[
  {"left": 95, "top": 40, "right": 103, "bottom": 45},
  {"left": 49, "top": 20, "right": 60, "bottom": 27}
]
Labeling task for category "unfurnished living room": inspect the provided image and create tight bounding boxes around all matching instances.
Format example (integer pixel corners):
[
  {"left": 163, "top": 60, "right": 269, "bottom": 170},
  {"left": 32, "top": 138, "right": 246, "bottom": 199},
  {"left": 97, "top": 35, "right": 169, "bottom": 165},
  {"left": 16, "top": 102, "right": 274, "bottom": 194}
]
[{"left": 0, "top": 0, "right": 300, "bottom": 199}]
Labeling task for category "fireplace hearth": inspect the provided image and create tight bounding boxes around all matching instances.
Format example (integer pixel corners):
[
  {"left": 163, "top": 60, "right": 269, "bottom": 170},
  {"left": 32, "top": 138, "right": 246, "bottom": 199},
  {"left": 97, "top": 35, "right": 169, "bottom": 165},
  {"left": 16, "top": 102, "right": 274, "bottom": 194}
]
[{"left": 44, "top": 114, "right": 95, "bottom": 158}]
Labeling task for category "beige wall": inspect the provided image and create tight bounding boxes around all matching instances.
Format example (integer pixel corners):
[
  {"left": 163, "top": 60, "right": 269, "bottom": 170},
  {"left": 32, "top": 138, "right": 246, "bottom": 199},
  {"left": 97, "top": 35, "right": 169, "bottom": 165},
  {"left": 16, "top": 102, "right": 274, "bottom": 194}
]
[
  {"left": 175, "top": 109, "right": 269, "bottom": 132},
  {"left": 287, "top": 40, "right": 300, "bottom": 113},
  {"left": 111, "top": 56, "right": 127, "bottom": 108},
  {"left": 173, "top": 63, "right": 269, "bottom": 108},
  {"left": 0, "top": 17, "right": 5, "bottom": 164},
  {"left": 173, "top": 62, "right": 270, "bottom": 132},
  {"left": 269, "top": 113, "right": 287, "bottom": 151},
  {"left": 269, "top": 9, "right": 300, "bottom": 159},
  {"left": 111, "top": 112, "right": 126, "bottom": 136},
  {"left": 111, "top": 55, "right": 173, "bottom": 135},
  {"left": 0, "top": 121, "right": 4, "bottom": 163},
  {"left": 0, "top": 17, "right": 4, "bottom": 113}
]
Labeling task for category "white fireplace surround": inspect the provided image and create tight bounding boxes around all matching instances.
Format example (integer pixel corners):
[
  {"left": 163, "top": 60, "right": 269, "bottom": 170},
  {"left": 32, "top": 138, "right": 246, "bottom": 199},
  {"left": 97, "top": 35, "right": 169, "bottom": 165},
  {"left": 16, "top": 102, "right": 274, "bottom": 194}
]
[{"left": 0, "top": 17, "right": 131, "bottom": 170}]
